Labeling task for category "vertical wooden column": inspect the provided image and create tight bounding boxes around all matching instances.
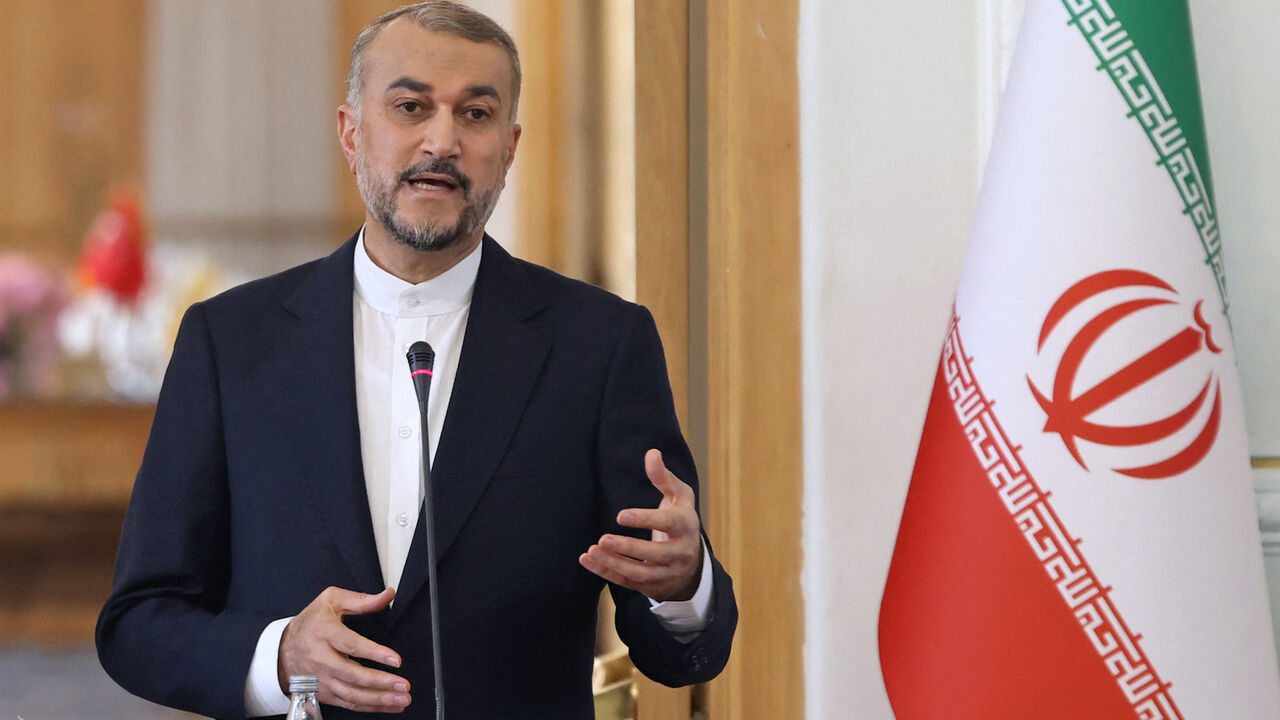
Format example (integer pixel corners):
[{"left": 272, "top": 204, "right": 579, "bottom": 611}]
[
  {"left": 513, "top": 0, "right": 606, "bottom": 281},
  {"left": 633, "top": 5, "right": 694, "bottom": 718},
  {"left": 635, "top": 0, "right": 690, "bottom": 423},
  {"left": 704, "top": 0, "right": 805, "bottom": 717}
]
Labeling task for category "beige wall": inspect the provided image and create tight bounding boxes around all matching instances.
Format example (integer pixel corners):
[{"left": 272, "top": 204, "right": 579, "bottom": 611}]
[
  {"left": 799, "top": 2, "right": 978, "bottom": 716},
  {"left": 1191, "top": 0, "right": 1280, "bottom": 671}
]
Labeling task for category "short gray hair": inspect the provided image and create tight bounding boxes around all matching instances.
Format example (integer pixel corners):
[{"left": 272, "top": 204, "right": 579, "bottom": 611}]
[{"left": 346, "top": 1, "right": 522, "bottom": 122}]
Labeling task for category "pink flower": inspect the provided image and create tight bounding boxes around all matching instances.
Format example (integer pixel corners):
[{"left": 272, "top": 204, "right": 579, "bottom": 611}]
[
  {"left": 0, "top": 254, "right": 61, "bottom": 313},
  {"left": 0, "top": 253, "right": 67, "bottom": 398}
]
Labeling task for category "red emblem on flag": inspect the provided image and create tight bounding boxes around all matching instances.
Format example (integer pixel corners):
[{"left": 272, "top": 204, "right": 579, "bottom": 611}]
[{"left": 1027, "top": 269, "right": 1223, "bottom": 480}]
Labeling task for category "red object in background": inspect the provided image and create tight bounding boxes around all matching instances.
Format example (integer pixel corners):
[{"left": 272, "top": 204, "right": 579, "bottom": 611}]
[{"left": 80, "top": 188, "right": 148, "bottom": 303}]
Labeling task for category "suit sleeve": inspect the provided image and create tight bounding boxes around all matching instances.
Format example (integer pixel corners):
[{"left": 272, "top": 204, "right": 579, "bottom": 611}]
[
  {"left": 96, "top": 303, "right": 274, "bottom": 720},
  {"left": 596, "top": 305, "right": 737, "bottom": 687}
]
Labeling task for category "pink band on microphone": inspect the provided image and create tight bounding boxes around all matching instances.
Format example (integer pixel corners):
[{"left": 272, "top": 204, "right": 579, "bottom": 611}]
[{"left": 411, "top": 369, "right": 434, "bottom": 377}]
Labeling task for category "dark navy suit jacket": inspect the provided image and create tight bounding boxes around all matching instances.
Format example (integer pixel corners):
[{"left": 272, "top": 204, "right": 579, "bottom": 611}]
[{"left": 97, "top": 235, "right": 736, "bottom": 719}]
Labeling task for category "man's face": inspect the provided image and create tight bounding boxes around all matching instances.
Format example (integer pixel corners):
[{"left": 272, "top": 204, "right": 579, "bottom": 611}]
[{"left": 340, "top": 20, "right": 520, "bottom": 254}]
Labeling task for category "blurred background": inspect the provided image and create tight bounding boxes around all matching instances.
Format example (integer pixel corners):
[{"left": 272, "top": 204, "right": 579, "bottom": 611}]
[
  {"left": 3, "top": 0, "right": 1279, "bottom": 718},
  {"left": 0, "top": 0, "right": 648, "bottom": 716}
]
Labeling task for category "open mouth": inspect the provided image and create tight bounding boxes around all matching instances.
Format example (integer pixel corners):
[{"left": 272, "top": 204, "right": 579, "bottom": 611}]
[
  {"left": 405, "top": 173, "right": 459, "bottom": 192},
  {"left": 399, "top": 161, "right": 470, "bottom": 197}
]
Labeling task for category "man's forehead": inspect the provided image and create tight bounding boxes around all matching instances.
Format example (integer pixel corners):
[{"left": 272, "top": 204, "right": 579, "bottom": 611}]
[{"left": 363, "top": 19, "right": 514, "bottom": 98}]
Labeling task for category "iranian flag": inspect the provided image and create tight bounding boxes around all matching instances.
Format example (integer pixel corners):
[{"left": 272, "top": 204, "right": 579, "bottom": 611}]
[{"left": 877, "top": 1, "right": 1280, "bottom": 719}]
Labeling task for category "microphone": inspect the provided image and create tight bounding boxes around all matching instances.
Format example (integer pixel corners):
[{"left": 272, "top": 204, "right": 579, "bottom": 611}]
[
  {"left": 407, "top": 341, "right": 436, "bottom": 412},
  {"left": 405, "top": 341, "right": 445, "bottom": 720}
]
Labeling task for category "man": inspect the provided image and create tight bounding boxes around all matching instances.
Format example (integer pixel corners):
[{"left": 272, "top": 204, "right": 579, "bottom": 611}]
[{"left": 96, "top": 3, "right": 736, "bottom": 719}]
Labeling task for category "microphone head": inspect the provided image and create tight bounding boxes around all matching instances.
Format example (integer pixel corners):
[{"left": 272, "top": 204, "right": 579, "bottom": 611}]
[{"left": 407, "top": 341, "right": 436, "bottom": 373}]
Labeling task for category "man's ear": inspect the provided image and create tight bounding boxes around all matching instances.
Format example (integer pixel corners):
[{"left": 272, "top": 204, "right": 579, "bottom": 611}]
[
  {"left": 504, "top": 123, "right": 522, "bottom": 172},
  {"left": 337, "top": 104, "right": 359, "bottom": 173}
]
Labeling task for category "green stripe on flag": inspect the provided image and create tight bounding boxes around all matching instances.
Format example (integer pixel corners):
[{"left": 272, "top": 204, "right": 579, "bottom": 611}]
[
  {"left": 1060, "top": 0, "right": 1228, "bottom": 316},
  {"left": 1106, "top": 0, "right": 1215, "bottom": 204}
]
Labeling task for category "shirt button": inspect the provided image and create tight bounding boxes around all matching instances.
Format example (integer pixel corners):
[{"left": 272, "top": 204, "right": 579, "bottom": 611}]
[
  {"left": 406, "top": 297, "right": 420, "bottom": 308},
  {"left": 398, "top": 426, "right": 412, "bottom": 439},
  {"left": 396, "top": 512, "right": 410, "bottom": 527}
]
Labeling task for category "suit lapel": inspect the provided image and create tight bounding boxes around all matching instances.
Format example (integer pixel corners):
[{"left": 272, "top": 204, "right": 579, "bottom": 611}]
[
  {"left": 390, "top": 237, "right": 550, "bottom": 626},
  {"left": 281, "top": 235, "right": 384, "bottom": 594}
]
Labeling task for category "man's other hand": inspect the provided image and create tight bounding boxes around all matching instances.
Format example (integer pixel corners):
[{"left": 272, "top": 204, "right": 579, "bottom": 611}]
[
  {"left": 580, "top": 449, "right": 704, "bottom": 602},
  {"left": 278, "top": 587, "right": 412, "bottom": 713}
]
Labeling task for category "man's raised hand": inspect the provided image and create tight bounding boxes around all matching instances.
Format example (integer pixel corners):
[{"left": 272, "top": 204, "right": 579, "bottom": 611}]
[{"left": 580, "top": 449, "right": 703, "bottom": 602}]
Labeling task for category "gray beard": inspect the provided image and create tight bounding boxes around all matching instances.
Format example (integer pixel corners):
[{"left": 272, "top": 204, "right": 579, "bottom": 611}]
[
  {"left": 373, "top": 189, "right": 488, "bottom": 253},
  {"left": 356, "top": 161, "right": 501, "bottom": 253}
]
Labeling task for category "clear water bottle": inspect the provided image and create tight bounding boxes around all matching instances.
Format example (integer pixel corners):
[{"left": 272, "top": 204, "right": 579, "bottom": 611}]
[{"left": 287, "top": 675, "right": 322, "bottom": 720}]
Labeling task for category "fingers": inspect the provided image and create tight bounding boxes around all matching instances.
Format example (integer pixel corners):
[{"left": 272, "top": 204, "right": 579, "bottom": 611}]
[
  {"left": 320, "top": 664, "right": 412, "bottom": 713},
  {"left": 579, "top": 536, "right": 703, "bottom": 602},
  {"left": 279, "top": 586, "right": 413, "bottom": 713},
  {"left": 644, "top": 449, "right": 690, "bottom": 501},
  {"left": 321, "top": 588, "right": 401, "bottom": 666},
  {"left": 332, "top": 625, "right": 402, "bottom": 668},
  {"left": 622, "top": 450, "right": 696, "bottom": 539},
  {"left": 596, "top": 531, "right": 692, "bottom": 565},
  {"left": 580, "top": 543, "right": 660, "bottom": 595},
  {"left": 283, "top": 636, "right": 412, "bottom": 713},
  {"left": 324, "top": 675, "right": 413, "bottom": 714},
  {"left": 579, "top": 449, "right": 705, "bottom": 600},
  {"left": 334, "top": 586, "right": 397, "bottom": 616},
  {"left": 617, "top": 506, "right": 697, "bottom": 537}
]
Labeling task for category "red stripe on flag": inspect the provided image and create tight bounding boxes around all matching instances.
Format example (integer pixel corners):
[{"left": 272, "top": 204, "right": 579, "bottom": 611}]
[{"left": 878, "top": 316, "right": 1182, "bottom": 720}]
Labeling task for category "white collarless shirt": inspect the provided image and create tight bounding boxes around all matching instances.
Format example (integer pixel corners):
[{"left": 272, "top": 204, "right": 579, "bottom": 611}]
[
  {"left": 352, "top": 231, "right": 478, "bottom": 592},
  {"left": 244, "top": 230, "right": 711, "bottom": 715}
]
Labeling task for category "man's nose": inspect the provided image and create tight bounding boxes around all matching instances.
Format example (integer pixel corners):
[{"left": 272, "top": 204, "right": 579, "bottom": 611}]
[{"left": 419, "top": 110, "right": 461, "bottom": 159}]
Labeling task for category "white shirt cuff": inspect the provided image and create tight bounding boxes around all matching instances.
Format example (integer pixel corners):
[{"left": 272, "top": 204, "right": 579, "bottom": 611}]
[
  {"left": 647, "top": 537, "right": 714, "bottom": 642},
  {"left": 244, "top": 616, "right": 294, "bottom": 717}
]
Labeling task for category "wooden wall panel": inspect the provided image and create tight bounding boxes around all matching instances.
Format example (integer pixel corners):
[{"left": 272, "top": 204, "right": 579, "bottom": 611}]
[
  {"left": 635, "top": 0, "right": 690, "bottom": 424},
  {"left": 0, "top": 0, "right": 144, "bottom": 263},
  {"left": 510, "top": 0, "right": 569, "bottom": 272},
  {"left": 0, "top": 403, "right": 153, "bottom": 507},
  {"left": 634, "top": 8, "right": 695, "bottom": 720},
  {"left": 0, "top": 402, "right": 154, "bottom": 644},
  {"left": 704, "top": 0, "right": 805, "bottom": 717}
]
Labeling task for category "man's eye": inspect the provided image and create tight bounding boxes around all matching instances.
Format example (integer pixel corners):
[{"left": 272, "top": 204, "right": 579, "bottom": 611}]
[
  {"left": 397, "top": 101, "right": 423, "bottom": 113},
  {"left": 465, "top": 108, "right": 490, "bottom": 120}
]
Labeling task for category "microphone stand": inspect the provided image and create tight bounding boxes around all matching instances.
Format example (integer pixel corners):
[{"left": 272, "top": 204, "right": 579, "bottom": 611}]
[{"left": 407, "top": 342, "right": 445, "bottom": 720}]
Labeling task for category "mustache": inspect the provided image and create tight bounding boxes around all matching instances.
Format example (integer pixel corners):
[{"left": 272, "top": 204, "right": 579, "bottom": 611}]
[{"left": 399, "top": 160, "right": 472, "bottom": 196}]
